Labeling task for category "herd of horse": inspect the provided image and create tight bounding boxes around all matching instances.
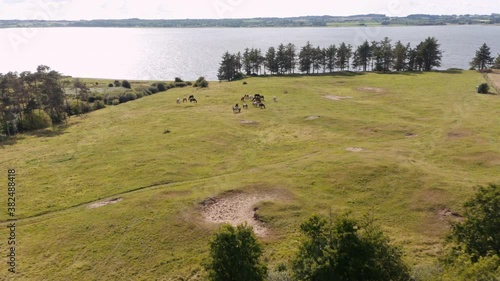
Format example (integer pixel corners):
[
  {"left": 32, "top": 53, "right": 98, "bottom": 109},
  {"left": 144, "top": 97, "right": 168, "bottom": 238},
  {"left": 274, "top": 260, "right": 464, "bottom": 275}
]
[{"left": 177, "top": 93, "right": 277, "bottom": 114}]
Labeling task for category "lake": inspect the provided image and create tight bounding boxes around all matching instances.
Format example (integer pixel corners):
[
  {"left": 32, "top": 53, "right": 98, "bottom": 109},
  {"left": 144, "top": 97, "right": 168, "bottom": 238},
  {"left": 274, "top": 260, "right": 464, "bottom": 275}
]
[{"left": 0, "top": 25, "right": 499, "bottom": 81}]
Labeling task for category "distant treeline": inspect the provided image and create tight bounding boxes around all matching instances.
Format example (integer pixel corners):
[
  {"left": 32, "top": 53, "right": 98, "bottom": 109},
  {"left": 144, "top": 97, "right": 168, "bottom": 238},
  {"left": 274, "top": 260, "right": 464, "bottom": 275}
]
[
  {"left": 217, "top": 37, "right": 444, "bottom": 81},
  {"left": 1, "top": 14, "right": 500, "bottom": 28}
]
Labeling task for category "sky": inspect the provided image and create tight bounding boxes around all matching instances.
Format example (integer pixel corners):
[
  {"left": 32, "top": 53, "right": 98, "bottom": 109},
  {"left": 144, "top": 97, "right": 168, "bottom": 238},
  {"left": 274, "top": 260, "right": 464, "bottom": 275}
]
[{"left": 0, "top": 0, "right": 499, "bottom": 20}]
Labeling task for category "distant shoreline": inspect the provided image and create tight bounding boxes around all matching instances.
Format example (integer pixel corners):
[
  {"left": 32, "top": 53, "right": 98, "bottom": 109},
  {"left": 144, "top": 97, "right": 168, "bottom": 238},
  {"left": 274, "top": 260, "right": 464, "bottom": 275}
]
[{"left": 1, "top": 13, "right": 499, "bottom": 28}]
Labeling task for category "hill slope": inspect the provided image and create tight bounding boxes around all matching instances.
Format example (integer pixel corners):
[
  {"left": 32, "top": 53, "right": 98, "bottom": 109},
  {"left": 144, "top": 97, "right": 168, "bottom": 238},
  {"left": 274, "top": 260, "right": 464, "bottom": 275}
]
[{"left": 1, "top": 71, "right": 499, "bottom": 280}]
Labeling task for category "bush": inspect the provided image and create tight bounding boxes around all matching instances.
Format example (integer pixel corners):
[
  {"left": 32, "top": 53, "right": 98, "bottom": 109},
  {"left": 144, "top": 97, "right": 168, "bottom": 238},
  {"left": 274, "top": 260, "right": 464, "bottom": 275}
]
[
  {"left": 20, "top": 111, "right": 52, "bottom": 131},
  {"left": 206, "top": 224, "right": 267, "bottom": 281},
  {"left": 157, "top": 82, "right": 166, "bottom": 92},
  {"left": 175, "top": 77, "right": 184, "bottom": 82},
  {"left": 93, "top": 101, "right": 106, "bottom": 110},
  {"left": 81, "top": 102, "right": 92, "bottom": 114},
  {"left": 148, "top": 86, "right": 159, "bottom": 94},
  {"left": 108, "top": 83, "right": 114, "bottom": 87},
  {"left": 194, "top": 76, "right": 209, "bottom": 88},
  {"left": 167, "top": 82, "right": 176, "bottom": 89},
  {"left": 114, "top": 80, "right": 121, "bottom": 87},
  {"left": 186, "top": 81, "right": 193, "bottom": 86},
  {"left": 119, "top": 92, "right": 137, "bottom": 103},
  {"left": 175, "top": 82, "right": 187, "bottom": 88},
  {"left": 104, "top": 94, "right": 119, "bottom": 105},
  {"left": 292, "top": 214, "right": 410, "bottom": 281},
  {"left": 122, "top": 80, "right": 131, "bottom": 89},
  {"left": 477, "top": 83, "right": 490, "bottom": 94},
  {"left": 111, "top": 99, "right": 120, "bottom": 106}
]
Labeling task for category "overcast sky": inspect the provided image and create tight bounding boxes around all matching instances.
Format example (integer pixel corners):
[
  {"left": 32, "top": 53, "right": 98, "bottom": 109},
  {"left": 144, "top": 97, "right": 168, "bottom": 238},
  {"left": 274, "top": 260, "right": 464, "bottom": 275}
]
[{"left": 0, "top": 0, "right": 499, "bottom": 20}]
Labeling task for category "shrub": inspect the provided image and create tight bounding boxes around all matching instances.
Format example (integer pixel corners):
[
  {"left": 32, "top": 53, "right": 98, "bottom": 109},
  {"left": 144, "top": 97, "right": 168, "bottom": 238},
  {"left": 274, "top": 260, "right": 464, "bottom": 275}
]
[
  {"left": 119, "top": 92, "right": 137, "bottom": 103},
  {"left": 243, "top": 81, "right": 248, "bottom": 85},
  {"left": 194, "top": 76, "right": 209, "bottom": 88},
  {"left": 114, "top": 80, "right": 121, "bottom": 87},
  {"left": 111, "top": 99, "right": 120, "bottom": 106},
  {"left": 93, "top": 101, "right": 106, "bottom": 110},
  {"left": 292, "top": 214, "right": 410, "bottom": 281},
  {"left": 175, "top": 77, "right": 184, "bottom": 82},
  {"left": 186, "top": 81, "right": 193, "bottom": 86},
  {"left": 104, "top": 94, "right": 119, "bottom": 105},
  {"left": 157, "top": 82, "right": 167, "bottom": 92},
  {"left": 148, "top": 86, "right": 159, "bottom": 94},
  {"left": 122, "top": 80, "right": 131, "bottom": 89},
  {"left": 175, "top": 82, "right": 187, "bottom": 88},
  {"left": 20, "top": 111, "right": 52, "bottom": 131},
  {"left": 135, "top": 91, "right": 144, "bottom": 99},
  {"left": 167, "top": 82, "right": 176, "bottom": 89},
  {"left": 477, "top": 83, "right": 490, "bottom": 94},
  {"left": 81, "top": 102, "right": 92, "bottom": 114},
  {"left": 206, "top": 224, "right": 267, "bottom": 281},
  {"left": 108, "top": 83, "right": 114, "bottom": 87}
]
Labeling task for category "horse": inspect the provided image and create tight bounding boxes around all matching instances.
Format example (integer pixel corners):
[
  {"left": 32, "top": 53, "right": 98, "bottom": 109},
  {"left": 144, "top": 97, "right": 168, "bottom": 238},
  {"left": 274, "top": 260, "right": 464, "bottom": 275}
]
[
  {"left": 176, "top": 98, "right": 181, "bottom": 104},
  {"left": 259, "top": 103, "right": 266, "bottom": 109},
  {"left": 273, "top": 96, "right": 277, "bottom": 102},
  {"left": 190, "top": 98, "right": 197, "bottom": 103},
  {"left": 252, "top": 101, "right": 259, "bottom": 107},
  {"left": 182, "top": 97, "right": 188, "bottom": 103},
  {"left": 233, "top": 106, "right": 241, "bottom": 113},
  {"left": 242, "top": 103, "right": 248, "bottom": 109}
]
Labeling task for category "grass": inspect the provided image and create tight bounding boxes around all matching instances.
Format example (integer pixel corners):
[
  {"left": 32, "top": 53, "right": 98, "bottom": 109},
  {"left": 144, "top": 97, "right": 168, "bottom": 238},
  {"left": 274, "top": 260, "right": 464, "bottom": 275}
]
[{"left": 1, "top": 71, "right": 499, "bottom": 280}]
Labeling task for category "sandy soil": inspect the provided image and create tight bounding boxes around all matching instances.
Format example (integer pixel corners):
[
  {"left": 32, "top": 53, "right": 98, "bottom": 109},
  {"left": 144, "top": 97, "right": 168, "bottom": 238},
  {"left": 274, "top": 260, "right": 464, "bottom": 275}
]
[
  {"left": 305, "top": 116, "right": 320, "bottom": 120},
  {"left": 346, "top": 147, "right": 364, "bottom": 152},
  {"left": 200, "top": 191, "right": 277, "bottom": 237},
  {"left": 87, "top": 198, "right": 123, "bottom": 209},
  {"left": 358, "top": 87, "right": 385, "bottom": 93},
  {"left": 323, "top": 95, "right": 353, "bottom": 101}
]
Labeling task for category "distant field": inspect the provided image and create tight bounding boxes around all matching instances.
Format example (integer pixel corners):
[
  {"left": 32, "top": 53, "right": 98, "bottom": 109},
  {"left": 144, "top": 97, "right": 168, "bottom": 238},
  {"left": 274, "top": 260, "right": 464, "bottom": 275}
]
[{"left": 1, "top": 71, "right": 499, "bottom": 280}]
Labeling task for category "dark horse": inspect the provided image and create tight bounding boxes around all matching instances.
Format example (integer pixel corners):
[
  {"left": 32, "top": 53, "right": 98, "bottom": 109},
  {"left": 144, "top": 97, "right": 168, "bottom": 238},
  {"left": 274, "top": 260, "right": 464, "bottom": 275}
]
[
  {"left": 233, "top": 104, "right": 241, "bottom": 113},
  {"left": 258, "top": 103, "right": 266, "bottom": 109},
  {"left": 189, "top": 95, "right": 197, "bottom": 103}
]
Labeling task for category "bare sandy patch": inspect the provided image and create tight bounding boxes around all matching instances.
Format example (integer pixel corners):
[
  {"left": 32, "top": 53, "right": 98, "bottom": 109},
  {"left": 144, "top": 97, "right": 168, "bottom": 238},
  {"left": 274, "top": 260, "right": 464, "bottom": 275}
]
[
  {"left": 305, "top": 116, "right": 320, "bottom": 120},
  {"left": 438, "top": 208, "right": 463, "bottom": 222},
  {"left": 240, "top": 120, "right": 257, "bottom": 124},
  {"left": 358, "top": 87, "right": 385, "bottom": 93},
  {"left": 346, "top": 147, "right": 364, "bottom": 152},
  {"left": 404, "top": 133, "right": 418, "bottom": 138},
  {"left": 323, "top": 95, "right": 353, "bottom": 101},
  {"left": 200, "top": 191, "right": 278, "bottom": 237},
  {"left": 88, "top": 198, "right": 123, "bottom": 209}
]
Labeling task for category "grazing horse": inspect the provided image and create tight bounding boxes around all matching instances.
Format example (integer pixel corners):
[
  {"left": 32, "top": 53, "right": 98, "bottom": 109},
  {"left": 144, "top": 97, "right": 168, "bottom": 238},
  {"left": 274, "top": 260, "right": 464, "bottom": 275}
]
[
  {"left": 182, "top": 97, "right": 188, "bottom": 103},
  {"left": 176, "top": 98, "right": 181, "bottom": 104},
  {"left": 190, "top": 98, "right": 197, "bottom": 103},
  {"left": 259, "top": 103, "right": 266, "bottom": 109},
  {"left": 252, "top": 101, "right": 259, "bottom": 107},
  {"left": 233, "top": 104, "right": 241, "bottom": 113},
  {"left": 242, "top": 103, "right": 248, "bottom": 109},
  {"left": 273, "top": 96, "right": 277, "bottom": 102}
]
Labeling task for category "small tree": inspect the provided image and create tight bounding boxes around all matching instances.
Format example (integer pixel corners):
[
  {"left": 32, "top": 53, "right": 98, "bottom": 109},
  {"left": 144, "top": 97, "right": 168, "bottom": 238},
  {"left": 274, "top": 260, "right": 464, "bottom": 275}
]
[
  {"left": 477, "top": 83, "right": 490, "bottom": 94},
  {"left": 449, "top": 184, "right": 500, "bottom": 261},
  {"left": 470, "top": 43, "right": 494, "bottom": 71},
  {"left": 122, "top": 80, "right": 131, "bottom": 89},
  {"left": 206, "top": 223, "right": 267, "bottom": 281},
  {"left": 493, "top": 54, "right": 500, "bottom": 69},
  {"left": 292, "top": 214, "right": 410, "bottom": 281},
  {"left": 194, "top": 76, "right": 209, "bottom": 88}
]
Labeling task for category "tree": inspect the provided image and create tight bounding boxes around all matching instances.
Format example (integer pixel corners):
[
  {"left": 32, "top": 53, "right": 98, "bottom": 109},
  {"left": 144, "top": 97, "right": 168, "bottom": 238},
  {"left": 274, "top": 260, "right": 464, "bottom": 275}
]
[
  {"left": 417, "top": 37, "right": 443, "bottom": 71},
  {"left": 276, "top": 43, "right": 287, "bottom": 74},
  {"left": 285, "top": 43, "right": 297, "bottom": 74},
  {"left": 336, "top": 42, "right": 352, "bottom": 71},
  {"left": 299, "top": 41, "right": 314, "bottom": 74},
  {"left": 392, "top": 40, "right": 408, "bottom": 71},
  {"left": 206, "top": 223, "right": 267, "bottom": 281},
  {"left": 449, "top": 184, "right": 500, "bottom": 261},
  {"left": 494, "top": 54, "right": 500, "bottom": 69},
  {"left": 194, "top": 76, "right": 209, "bottom": 88},
  {"left": 292, "top": 214, "right": 410, "bottom": 281},
  {"left": 325, "top": 44, "right": 337, "bottom": 73},
  {"left": 470, "top": 43, "right": 494, "bottom": 71},
  {"left": 218, "top": 52, "right": 238, "bottom": 81},
  {"left": 353, "top": 41, "right": 371, "bottom": 72},
  {"left": 379, "top": 37, "right": 393, "bottom": 71},
  {"left": 265, "top": 47, "right": 279, "bottom": 74}
]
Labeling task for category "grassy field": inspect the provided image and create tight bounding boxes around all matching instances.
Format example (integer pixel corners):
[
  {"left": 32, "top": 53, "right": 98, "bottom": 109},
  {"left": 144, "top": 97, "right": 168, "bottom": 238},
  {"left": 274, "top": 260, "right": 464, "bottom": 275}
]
[{"left": 1, "top": 71, "right": 499, "bottom": 280}]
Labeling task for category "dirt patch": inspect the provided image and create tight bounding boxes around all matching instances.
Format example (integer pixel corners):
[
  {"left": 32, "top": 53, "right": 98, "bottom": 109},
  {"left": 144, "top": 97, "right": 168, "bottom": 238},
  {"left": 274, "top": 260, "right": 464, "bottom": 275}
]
[
  {"left": 448, "top": 130, "right": 471, "bottom": 139},
  {"left": 487, "top": 71, "right": 500, "bottom": 93},
  {"left": 346, "top": 147, "right": 364, "bottom": 152},
  {"left": 240, "top": 120, "right": 257, "bottom": 124},
  {"left": 438, "top": 208, "right": 463, "bottom": 221},
  {"left": 200, "top": 191, "right": 277, "bottom": 237},
  {"left": 404, "top": 133, "right": 418, "bottom": 138},
  {"left": 358, "top": 87, "right": 385, "bottom": 93},
  {"left": 305, "top": 116, "right": 320, "bottom": 120},
  {"left": 323, "top": 95, "right": 353, "bottom": 101},
  {"left": 88, "top": 198, "right": 123, "bottom": 209}
]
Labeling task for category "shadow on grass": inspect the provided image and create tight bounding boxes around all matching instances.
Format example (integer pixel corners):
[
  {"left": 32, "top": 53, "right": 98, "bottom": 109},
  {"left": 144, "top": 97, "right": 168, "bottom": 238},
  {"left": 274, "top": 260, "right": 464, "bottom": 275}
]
[
  {"left": 245, "top": 71, "right": 366, "bottom": 79},
  {"left": 0, "top": 123, "right": 71, "bottom": 148},
  {"left": 0, "top": 135, "right": 22, "bottom": 148}
]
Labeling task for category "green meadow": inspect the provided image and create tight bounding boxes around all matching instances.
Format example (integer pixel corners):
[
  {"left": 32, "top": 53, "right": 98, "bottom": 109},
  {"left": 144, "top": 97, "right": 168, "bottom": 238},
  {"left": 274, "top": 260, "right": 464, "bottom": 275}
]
[{"left": 1, "top": 71, "right": 499, "bottom": 280}]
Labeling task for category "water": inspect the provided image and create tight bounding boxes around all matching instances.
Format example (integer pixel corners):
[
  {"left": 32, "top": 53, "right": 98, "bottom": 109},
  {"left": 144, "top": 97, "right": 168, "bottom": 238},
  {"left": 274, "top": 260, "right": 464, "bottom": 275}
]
[{"left": 1, "top": 25, "right": 499, "bottom": 81}]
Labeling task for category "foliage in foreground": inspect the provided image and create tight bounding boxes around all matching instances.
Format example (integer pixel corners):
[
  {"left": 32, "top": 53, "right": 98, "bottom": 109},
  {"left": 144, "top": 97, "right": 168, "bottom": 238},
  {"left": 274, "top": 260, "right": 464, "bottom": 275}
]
[
  {"left": 442, "top": 184, "right": 500, "bottom": 280},
  {"left": 292, "top": 214, "right": 410, "bottom": 281},
  {"left": 206, "top": 223, "right": 267, "bottom": 281}
]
